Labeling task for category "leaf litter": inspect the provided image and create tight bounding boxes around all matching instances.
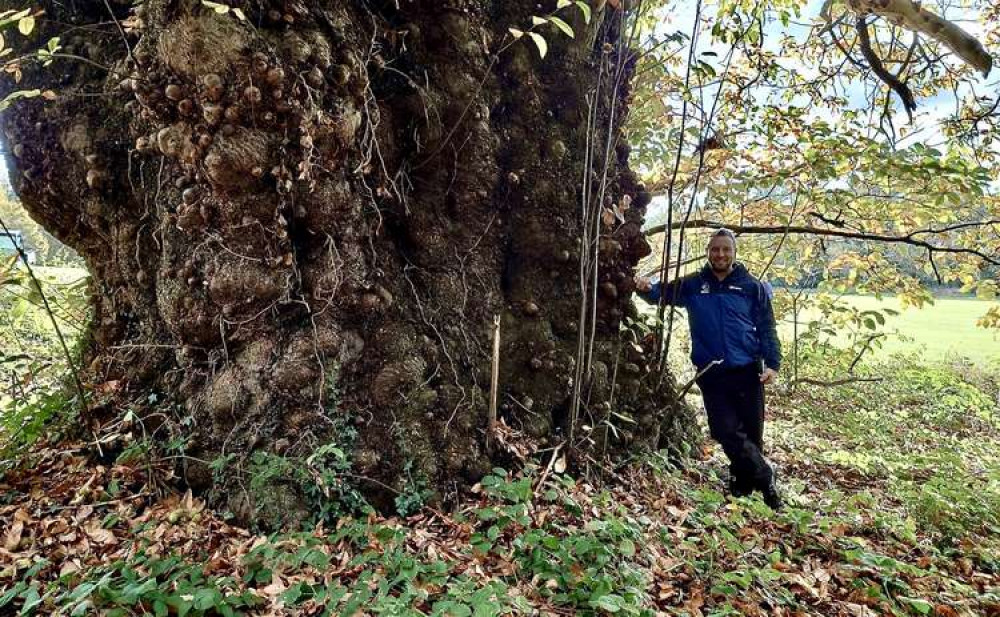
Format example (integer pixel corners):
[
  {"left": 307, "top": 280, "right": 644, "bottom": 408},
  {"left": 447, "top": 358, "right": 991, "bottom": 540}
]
[{"left": 1, "top": 380, "right": 998, "bottom": 616}]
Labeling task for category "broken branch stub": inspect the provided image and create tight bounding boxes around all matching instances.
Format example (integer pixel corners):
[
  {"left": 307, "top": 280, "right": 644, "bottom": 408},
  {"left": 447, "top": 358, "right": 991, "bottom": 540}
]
[{"left": 844, "top": 0, "right": 992, "bottom": 76}]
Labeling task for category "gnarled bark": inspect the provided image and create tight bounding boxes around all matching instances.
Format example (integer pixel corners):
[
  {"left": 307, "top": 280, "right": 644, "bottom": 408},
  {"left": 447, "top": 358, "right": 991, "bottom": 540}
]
[{"left": 0, "top": 0, "right": 697, "bottom": 526}]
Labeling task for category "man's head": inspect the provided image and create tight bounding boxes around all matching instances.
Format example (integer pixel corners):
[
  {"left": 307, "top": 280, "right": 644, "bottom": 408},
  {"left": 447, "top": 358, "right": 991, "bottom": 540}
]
[{"left": 706, "top": 228, "right": 736, "bottom": 274}]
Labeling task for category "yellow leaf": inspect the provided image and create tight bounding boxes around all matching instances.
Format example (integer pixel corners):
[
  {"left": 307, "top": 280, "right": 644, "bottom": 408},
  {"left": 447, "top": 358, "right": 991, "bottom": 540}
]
[
  {"left": 528, "top": 32, "right": 548, "bottom": 59},
  {"left": 18, "top": 16, "right": 34, "bottom": 36}
]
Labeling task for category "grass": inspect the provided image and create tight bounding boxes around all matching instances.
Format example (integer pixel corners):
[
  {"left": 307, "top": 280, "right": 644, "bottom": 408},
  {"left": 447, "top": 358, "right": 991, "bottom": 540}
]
[
  {"left": 779, "top": 293, "right": 1000, "bottom": 366},
  {"left": 30, "top": 265, "right": 89, "bottom": 285},
  {"left": 767, "top": 360, "right": 1000, "bottom": 544}
]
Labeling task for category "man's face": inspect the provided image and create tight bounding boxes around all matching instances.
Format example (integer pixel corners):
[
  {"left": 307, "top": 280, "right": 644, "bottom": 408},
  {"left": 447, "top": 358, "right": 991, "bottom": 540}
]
[{"left": 707, "top": 236, "right": 735, "bottom": 273}]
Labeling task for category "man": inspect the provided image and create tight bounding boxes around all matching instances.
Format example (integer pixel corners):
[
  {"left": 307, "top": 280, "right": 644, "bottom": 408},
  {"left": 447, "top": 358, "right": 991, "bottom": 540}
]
[{"left": 636, "top": 228, "right": 783, "bottom": 509}]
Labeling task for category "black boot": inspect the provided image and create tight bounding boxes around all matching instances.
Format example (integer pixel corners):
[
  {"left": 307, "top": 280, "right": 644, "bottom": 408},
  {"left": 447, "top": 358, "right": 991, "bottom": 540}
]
[
  {"left": 727, "top": 474, "right": 752, "bottom": 498},
  {"left": 761, "top": 472, "right": 782, "bottom": 511}
]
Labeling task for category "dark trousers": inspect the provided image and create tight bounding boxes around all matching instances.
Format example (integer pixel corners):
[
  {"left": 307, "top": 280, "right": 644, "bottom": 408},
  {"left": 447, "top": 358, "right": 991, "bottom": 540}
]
[{"left": 697, "top": 363, "right": 772, "bottom": 491}]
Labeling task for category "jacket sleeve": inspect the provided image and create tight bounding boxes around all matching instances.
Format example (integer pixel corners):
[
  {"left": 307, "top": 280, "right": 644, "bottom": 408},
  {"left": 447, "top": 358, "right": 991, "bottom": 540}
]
[
  {"left": 757, "top": 282, "right": 781, "bottom": 371},
  {"left": 637, "top": 279, "right": 686, "bottom": 307}
]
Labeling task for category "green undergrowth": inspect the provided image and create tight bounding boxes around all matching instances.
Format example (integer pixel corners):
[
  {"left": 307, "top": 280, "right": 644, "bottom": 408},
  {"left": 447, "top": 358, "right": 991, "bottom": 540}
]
[
  {"left": 769, "top": 356, "right": 1000, "bottom": 545},
  {"left": 3, "top": 351, "right": 999, "bottom": 615},
  {"left": 5, "top": 454, "right": 999, "bottom": 616},
  {"left": 1, "top": 261, "right": 89, "bottom": 465}
]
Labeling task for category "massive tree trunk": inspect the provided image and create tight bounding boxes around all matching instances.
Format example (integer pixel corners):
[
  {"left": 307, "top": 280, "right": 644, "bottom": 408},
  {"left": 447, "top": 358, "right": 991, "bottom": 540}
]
[{"left": 0, "top": 0, "right": 697, "bottom": 525}]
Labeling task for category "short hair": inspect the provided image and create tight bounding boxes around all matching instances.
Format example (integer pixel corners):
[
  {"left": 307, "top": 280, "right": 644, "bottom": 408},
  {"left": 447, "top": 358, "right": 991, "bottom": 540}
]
[{"left": 708, "top": 228, "right": 736, "bottom": 246}]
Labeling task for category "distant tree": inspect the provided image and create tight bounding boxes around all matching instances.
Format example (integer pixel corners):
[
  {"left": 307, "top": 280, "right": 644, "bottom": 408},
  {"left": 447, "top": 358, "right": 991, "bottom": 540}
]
[{"left": 0, "top": 195, "right": 79, "bottom": 264}]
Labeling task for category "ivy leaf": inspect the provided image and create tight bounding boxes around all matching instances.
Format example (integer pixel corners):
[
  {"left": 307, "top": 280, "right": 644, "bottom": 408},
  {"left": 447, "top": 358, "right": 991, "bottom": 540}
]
[
  {"left": 548, "top": 16, "right": 575, "bottom": 38},
  {"left": 528, "top": 32, "right": 548, "bottom": 58}
]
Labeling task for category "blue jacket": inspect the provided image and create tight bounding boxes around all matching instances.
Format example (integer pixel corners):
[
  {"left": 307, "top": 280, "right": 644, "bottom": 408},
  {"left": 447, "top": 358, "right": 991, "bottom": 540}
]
[{"left": 640, "top": 263, "right": 781, "bottom": 371}]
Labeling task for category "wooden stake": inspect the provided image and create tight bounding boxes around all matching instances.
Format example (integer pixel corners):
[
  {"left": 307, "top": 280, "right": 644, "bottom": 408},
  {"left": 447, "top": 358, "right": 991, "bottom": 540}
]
[{"left": 487, "top": 314, "right": 501, "bottom": 449}]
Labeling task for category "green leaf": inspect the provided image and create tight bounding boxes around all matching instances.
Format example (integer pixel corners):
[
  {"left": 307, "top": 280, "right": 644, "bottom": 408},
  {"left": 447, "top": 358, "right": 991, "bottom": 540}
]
[
  {"left": 193, "top": 588, "right": 220, "bottom": 611},
  {"left": 548, "top": 16, "right": 574, "bottom": 38},
  {"left": 711, "top": 583, "right": 739, "bottom": 595},
  {"left": 528, "top": 32, "right": 548, "bottom": 59},
  {"left": 575, "top": 1, "right": 592, "bottom": 24},
  {"left": 20, "top": 587, "right": 42, "bottom": 614},
  {"left": 0, "top": 582, "right": 26, "bottom": 608},
  {"left": 71, "top": 601, "right": 92, "bottom": 617},
  {"left": 508, "top": 27, "right": 524, "bottom": 39},
  {"left": 619, "top": 538, "right": 635, "bottom": 556},
  {"left": 0, "top": 89, "right": 42, "bottom": 112},
  {"left": 17, "top": 16, "right": 33, "bottom": 35},
  {"left": 900, "top": 597, "right": 933, "bottom": 615},
  {"left": 591, "top": 595, "right": 622, "bottom": 612},
  {"left": 531, "top": 15, "right": 547, "bottom": 26},
  {"left": 557, "top": 0, "right": 572, "bottom": 8},
  {"left": 153, "top": 600, "right": 169, "bottom": 617}
]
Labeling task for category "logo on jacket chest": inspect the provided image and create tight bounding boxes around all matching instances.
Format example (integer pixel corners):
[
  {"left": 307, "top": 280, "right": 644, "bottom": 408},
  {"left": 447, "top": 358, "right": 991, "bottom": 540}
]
[{"left": 700, "top": 282, "right": 710, "bottom": 294}]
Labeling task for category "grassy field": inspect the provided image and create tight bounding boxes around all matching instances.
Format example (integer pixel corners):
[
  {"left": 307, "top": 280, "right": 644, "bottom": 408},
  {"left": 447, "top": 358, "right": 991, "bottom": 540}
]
[{"left": 780, "top": 294, "right": 1000, "bottom": 366}]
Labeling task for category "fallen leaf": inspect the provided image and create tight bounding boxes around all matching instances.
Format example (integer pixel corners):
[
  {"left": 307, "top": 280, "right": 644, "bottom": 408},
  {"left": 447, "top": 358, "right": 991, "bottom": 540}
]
[
  {"left": 553, "top": 455, "right": 567, "bottom": 474},
  {"left": 59, "top": 560, "right": 81, "bottom": 577},
  {"left": 4, "top": 521, "right": 23, "bottom": 551},
  {"left": 84, "top": 520, "right": 117, "bottom": 545}
]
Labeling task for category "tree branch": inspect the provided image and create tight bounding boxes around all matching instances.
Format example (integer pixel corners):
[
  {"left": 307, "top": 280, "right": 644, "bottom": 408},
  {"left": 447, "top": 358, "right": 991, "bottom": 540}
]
[
  {"left": 790, "top": 377, "right": 884, "bottom": 387},
  {"left": 842, "top": 0, "right": 991, "bottom": 76},
  {"left": 856, "top": 16, "right": 917, "bottom": 120},
  {"left": 644, "top": 219, "right": 1000, "bottom": 265}
]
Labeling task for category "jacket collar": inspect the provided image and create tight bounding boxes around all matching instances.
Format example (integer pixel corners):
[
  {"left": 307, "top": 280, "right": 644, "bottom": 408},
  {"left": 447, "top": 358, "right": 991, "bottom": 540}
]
[{"left": 701, "top": 262, "right": 749, "bottom": 284}]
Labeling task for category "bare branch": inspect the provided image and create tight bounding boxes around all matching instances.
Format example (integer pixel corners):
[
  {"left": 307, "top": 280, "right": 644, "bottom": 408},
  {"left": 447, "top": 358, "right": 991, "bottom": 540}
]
[
  {"left": 790, "top": 377, "right": 884, "bottom": 387},
  {"left": 644, "top": 219, "right": 1000, "bottom": 265},
  {"left": 856, "top": 16, "right": 917, "bottom": 119},
  {"left": 842, "top": 0, "right": 992, "bottom": 76}
]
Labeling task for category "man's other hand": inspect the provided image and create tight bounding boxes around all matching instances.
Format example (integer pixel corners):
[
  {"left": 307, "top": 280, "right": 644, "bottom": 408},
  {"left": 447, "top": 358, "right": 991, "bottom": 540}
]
[
  {"left": 759, "top": 367, "right": 778, "bottom": 385},
  {"left": 634, "top": 276, "right": 652, "bottom": 293}
]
